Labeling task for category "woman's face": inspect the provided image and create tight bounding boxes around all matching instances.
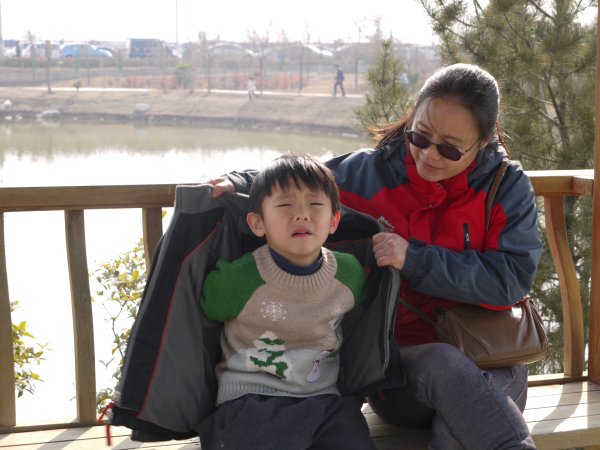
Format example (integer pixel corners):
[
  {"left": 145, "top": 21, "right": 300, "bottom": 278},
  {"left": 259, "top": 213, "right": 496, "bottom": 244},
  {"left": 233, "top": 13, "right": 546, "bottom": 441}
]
[{"left": 409, "top": 97, "right": 487, "bottom": 182}]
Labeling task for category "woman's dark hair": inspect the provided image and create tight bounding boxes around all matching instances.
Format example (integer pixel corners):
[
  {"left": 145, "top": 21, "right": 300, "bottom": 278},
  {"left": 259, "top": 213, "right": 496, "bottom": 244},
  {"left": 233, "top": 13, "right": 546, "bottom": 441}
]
[
  {"left": 249, "top": 152, "right": 340, "bottom": 214},
  {"left": 374, "top": 63, "right": 505, "bottom": 150}
]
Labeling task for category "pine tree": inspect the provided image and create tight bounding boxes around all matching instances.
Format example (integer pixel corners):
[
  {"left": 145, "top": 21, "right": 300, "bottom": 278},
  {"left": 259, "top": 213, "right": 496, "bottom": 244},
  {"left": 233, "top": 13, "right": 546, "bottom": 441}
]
[
  {"left": 418, "top": 0, "right": 597, "bottom": 374},
  {"left": 353, "top": 39, "right": 410, "bottom": 134}
]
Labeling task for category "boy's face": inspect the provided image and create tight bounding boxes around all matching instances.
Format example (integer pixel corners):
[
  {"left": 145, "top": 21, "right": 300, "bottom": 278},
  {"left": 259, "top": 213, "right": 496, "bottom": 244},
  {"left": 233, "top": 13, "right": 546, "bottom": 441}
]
[{"left": 247, "top": 180, "right": 340, "bottom": 267}]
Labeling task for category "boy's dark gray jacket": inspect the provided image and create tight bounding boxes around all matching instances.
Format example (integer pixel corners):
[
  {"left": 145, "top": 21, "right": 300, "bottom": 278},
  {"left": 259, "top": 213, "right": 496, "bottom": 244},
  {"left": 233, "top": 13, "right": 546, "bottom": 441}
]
[{"left": 109, "top": 184, "right": 401, "bottom": 441}]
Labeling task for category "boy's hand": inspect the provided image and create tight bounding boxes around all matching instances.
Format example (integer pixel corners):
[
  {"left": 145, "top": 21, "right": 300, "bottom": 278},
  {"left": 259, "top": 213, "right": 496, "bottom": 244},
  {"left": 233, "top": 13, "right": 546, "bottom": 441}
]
[
  {"left": 205, "top": 178, "right": 235, "bottom": 198},
  {"left": 372, "top": 232, "right": 408, "bottom": 270}
]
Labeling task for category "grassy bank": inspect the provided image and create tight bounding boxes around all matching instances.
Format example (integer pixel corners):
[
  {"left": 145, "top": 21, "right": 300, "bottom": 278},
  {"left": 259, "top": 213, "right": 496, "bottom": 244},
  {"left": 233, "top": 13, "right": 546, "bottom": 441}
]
[{"left": 0, "top": 87, "right": 366, "bottom": 136}]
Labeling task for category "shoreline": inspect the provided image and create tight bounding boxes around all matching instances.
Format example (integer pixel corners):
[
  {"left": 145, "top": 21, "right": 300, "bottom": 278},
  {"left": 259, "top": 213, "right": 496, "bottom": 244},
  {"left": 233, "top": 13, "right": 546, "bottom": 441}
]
[{"left": 0, "top": 87, "right": 366, "bottom": 136}]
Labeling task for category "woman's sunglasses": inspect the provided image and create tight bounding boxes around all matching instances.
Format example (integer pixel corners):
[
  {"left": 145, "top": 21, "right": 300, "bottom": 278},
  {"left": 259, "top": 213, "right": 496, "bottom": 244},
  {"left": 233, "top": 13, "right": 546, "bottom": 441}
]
[{"left": 406, "top": 130, "right": 478, "bottom": 162}]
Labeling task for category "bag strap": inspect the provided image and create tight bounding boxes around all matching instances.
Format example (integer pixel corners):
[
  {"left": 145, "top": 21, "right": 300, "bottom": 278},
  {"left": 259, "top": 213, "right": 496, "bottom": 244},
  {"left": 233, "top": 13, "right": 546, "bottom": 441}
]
[
  {"left": 396, "top": 293, "right": 436, "bottom": 326},
  {"left": 485, "top": 158, "right": 510, "bottom": 231},
  {"left": 397, "top": 158, "right": 511, "bottom": 324}
]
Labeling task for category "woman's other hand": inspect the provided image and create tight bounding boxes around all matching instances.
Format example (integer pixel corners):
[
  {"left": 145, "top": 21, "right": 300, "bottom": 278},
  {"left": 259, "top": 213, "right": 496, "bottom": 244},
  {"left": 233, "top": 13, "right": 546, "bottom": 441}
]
[
  {"left": 206, "top": 178, "right": 235, "bottom": 198},
  {"left": 372, "top": 232, "right": 409, "bottom": 270}
]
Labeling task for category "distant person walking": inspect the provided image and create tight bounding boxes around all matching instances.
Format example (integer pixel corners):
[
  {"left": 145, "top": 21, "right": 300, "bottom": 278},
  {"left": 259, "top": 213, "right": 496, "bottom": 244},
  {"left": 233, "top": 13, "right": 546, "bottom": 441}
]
[
  {"left": 247, "top": 76, "right": 257, "bottom": 100},
  {"left": 333, "top": 64, "right": 345, "bottom": 97}
]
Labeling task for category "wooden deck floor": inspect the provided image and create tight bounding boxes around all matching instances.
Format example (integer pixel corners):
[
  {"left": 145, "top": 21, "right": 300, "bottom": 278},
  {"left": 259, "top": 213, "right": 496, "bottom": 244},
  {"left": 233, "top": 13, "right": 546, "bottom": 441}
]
[{"left": 2, "top": 382, "right": 600, "bottom": 450}]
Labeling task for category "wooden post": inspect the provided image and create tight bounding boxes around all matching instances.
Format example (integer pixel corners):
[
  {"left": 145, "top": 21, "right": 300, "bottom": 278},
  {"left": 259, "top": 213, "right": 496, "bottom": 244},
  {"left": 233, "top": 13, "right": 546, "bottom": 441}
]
[
  {"left": 544, "top": 196, "right": 585, "bottom": 376},
  {"left": 142, "top": 208, "right": 163, "bottom": 270},
  {"left": 65, "top": 210, "right": 96, "bottom": 424},
  {"left": 0, "top": 213, "right": 16, "bottom": 427},
  {"left": 590, "top": 9, "right": 600, "bottom": 383}
]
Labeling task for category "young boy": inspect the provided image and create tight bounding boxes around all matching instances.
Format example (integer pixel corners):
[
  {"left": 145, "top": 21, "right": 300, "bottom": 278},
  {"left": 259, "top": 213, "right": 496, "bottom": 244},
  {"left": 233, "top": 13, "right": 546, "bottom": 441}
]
[{"left": 198, "top": 153, "right": 375, "bottom": 450}]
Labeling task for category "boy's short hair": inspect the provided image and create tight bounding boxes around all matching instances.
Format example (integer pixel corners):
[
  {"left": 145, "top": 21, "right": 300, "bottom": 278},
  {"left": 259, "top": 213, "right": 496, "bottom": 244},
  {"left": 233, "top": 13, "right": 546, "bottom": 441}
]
[{"left": 249, "top": 153, "right": 340, "bottom": 215}]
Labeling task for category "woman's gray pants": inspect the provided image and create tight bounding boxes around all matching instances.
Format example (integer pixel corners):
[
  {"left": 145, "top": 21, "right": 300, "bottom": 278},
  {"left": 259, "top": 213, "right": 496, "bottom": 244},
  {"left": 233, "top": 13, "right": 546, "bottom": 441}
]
[{"left": 368, "top": 343, "right": 536, "bottom": 449}]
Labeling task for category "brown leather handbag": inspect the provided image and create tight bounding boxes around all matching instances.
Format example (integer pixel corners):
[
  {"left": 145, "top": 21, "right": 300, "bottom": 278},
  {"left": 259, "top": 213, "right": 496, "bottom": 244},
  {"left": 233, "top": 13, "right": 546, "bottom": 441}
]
[{"left": 433, "top": 297, "right": 548, "bottom": 369}]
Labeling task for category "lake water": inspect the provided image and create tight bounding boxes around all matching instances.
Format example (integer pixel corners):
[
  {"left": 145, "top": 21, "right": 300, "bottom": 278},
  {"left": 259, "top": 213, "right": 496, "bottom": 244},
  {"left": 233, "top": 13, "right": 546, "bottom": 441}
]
[
  {"left": 0, "top": 122, "right": 366, "bottom": 186},
  {"left": 1, "top": 121, "right": 368, "bottom": 425}
]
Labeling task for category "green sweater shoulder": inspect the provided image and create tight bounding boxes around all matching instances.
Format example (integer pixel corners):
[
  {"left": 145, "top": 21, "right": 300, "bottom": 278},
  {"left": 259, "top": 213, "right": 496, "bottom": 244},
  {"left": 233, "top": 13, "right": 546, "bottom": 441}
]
[
  {"left": 200, "top": 252, "right": 265, "bottom": 321},
  {"left": 331, "top": 250, "right": 368, "bottom": 305}
]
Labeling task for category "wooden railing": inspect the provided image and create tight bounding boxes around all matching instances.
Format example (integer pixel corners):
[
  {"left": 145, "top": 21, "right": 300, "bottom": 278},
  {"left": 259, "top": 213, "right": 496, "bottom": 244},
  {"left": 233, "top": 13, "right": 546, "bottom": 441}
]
[{"left": 0, "top": 170, "right": 596, "bottom": 432}]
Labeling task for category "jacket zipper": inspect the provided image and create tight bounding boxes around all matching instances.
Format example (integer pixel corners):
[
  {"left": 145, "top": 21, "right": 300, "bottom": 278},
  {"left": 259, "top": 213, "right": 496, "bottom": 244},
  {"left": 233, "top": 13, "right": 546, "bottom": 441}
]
[{"left": 463, "top": 223, "right": 471, "bottom": 250}]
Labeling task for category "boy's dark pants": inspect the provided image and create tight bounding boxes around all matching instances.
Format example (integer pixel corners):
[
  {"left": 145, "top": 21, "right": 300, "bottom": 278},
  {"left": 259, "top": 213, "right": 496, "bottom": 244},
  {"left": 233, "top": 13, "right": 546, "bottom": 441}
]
[{"left": 198, "top": 394, "right": 375, "bottom": 450}]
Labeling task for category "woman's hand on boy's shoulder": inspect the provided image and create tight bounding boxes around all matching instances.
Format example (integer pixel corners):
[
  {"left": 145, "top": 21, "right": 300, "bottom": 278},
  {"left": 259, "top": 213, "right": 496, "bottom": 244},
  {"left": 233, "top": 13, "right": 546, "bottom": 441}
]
[{"left": 204, "top": 177, "right": 235, "bottom": 198}]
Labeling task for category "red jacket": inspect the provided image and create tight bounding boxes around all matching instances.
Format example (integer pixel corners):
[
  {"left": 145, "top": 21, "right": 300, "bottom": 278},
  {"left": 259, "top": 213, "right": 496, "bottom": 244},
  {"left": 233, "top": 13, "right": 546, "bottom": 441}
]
[{"left": 326, "top": 139, "right": 541, "bottom": 345}]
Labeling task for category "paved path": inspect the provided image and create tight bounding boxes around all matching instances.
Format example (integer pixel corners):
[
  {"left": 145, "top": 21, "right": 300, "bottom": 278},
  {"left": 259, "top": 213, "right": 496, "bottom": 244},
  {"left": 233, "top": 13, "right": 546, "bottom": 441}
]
[{"left": 23, "top": 86, "right": 363, "bottom": 99}]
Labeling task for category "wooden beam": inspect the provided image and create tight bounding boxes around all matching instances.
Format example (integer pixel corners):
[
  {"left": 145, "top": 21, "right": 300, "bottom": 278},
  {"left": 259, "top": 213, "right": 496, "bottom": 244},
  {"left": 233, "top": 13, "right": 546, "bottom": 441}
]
[
  {"left": 528, "top": 170, "right": 594, "bottom": 195},
  {"left": 0, "top": 213, "right": 16, "bottom": 427},
  {"left": 0, "top": 185, "right": 179, "bottom": 212},
  {"left": 64, "top": 210, "right": 96, "bottom": 424},
  {"left": 0, "top": 176, "right": 591, "bottom": 213}
]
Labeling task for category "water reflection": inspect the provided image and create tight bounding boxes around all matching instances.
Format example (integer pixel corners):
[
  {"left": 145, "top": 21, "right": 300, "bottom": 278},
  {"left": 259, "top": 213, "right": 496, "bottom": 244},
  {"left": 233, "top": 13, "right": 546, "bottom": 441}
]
[{"left": 0, "top": 122, "right": 369, "bottom": 186}]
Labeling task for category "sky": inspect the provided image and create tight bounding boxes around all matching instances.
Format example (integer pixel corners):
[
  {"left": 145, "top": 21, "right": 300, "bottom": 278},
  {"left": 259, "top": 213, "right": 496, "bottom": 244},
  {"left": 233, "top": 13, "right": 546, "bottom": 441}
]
[{"left": 0, "top": 0, "right": 438, "bottom": 46}]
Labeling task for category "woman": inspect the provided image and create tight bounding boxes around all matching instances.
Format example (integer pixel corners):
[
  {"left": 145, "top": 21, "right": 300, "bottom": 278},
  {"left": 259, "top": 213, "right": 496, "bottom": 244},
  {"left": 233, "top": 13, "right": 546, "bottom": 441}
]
[{"left": 211, "top": 63, "right": 540, "bottom": 449}]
